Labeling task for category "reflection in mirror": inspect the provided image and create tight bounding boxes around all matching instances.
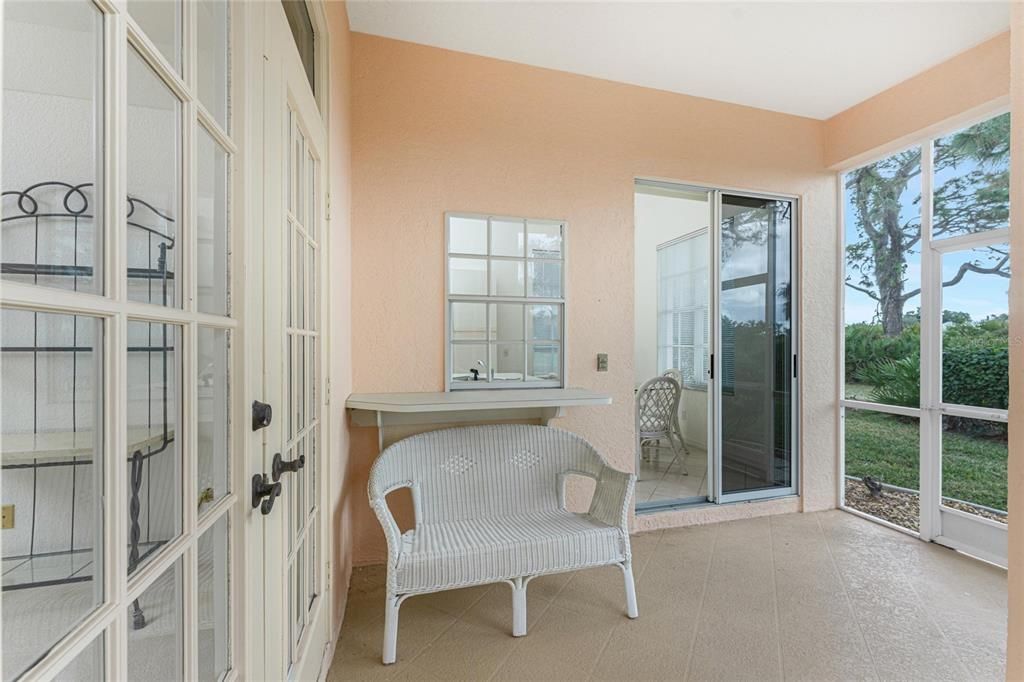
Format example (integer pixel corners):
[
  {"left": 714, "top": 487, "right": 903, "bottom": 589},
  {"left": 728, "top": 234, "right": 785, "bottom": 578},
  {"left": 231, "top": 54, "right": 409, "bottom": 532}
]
[
  {"left": 490, "top": 219, "right": 524, "bottom": 257},
  {"left": 490, "top": 260, "right": 525, "bottom": 297},
  {"left": 449, "top": 257, "right": 487, "bottom": 296},
  {"left": 1, "top": 309, "right": 104, "bottom": 682},
  {"left": 528, "top": 344, "right": 560, "bottom": 381},
  {"left": 490, "top": 303, "right": 524, "bottom": 342},
  {"left": 493, "top": 343, "right": 525, "bottom": 381},
  {"left": 452, "top": 344, "right": 488, "bottom": 383},
  {"left": 528, "top": 305, "right": 560, "bottom": 340},
  {"left": 449, "top": 216, "right": 487, "bottom": 255},
  {"left": 451, "top": 302, "right": 486, "bottom": 341},
  {"left": 527, "top": 222, "right": 562, "bottom": 258},
  {"left": 527, "top": 260, "right": 561, "bottom": 298}
]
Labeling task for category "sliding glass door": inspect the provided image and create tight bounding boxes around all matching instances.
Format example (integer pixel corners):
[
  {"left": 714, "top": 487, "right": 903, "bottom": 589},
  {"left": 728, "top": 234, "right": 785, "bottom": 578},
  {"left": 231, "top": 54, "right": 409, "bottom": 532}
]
[
  {"left": 633, "top": 181, "right": 797, "bottom": 513},
  {"left": 715, "top": 194, "right": 796, "bottom": 502}
]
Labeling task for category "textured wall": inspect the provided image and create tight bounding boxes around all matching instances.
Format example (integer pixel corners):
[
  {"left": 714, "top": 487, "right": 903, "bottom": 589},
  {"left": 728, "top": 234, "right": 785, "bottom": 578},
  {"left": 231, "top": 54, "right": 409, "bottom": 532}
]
[
  {"left": 824, "top": 31, "right": 1010, "bottom": 169},
  {"left": 348, "top": 34, "right": 839, "bottom": 564},
  {"left": 1006, "top": 6, "right": 1023, "bottom": 680},
  {"left": 325, "top": 0, "right": 355, "bottom": 636}
]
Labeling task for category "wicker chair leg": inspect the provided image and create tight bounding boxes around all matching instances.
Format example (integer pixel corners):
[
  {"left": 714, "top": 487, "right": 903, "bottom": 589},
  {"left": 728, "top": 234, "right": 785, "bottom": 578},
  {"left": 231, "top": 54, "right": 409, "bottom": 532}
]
[
  {"left": 511, "top": 577, "right": 528, "bottom": 636},
  {"left": 620, "top": 562, "right": 639, "bottom": 618},
  {"left": 382, "top": 593, "right": 401, "bottom": 664}
]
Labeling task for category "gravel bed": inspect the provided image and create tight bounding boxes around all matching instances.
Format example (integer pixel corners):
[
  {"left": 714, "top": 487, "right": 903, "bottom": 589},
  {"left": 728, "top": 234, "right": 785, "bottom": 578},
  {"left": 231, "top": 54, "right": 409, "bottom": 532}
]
[{"left": 843, "top": 478, "right": 1007, "bottom": 531}]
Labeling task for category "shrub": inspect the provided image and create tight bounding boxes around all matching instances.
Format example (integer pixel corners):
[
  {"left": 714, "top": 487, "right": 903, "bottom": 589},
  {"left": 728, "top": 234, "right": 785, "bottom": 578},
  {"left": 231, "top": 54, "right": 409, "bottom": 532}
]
[
  {"left": 844, "top": 323, "right": 918, "bottom": 381},
  {"left": 859, "top": 356, "right": 920, "bottom": 407},
  {"left": 943, "top": 347, "right": 1009, "bottom": 410}
]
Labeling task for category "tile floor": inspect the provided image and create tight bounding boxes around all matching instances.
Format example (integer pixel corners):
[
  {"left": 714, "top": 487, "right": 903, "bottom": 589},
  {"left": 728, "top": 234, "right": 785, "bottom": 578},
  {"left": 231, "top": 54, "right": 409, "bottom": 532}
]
[
  {"left": 327, "top": 510, "right": 1006, "bottom": 681},
  {"left": 635, "top": 444, "right": 707, "bottom": 504}
]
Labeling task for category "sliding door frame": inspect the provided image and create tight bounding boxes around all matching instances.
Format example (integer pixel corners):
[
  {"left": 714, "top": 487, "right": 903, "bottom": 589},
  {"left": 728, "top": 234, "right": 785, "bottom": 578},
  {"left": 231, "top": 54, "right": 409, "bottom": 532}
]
[{"left": 634, "top": 177, "right": 801, "bottom": 509}]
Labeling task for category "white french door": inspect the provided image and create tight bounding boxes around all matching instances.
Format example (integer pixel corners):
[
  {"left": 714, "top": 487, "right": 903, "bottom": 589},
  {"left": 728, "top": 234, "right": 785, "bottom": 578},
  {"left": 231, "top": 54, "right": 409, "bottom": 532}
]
[
  {"left": 2, "top": 1, "right": 238, "bottom": 680},
  {"left": 246, "top": 2, "right": 330, "bottom": 679}
]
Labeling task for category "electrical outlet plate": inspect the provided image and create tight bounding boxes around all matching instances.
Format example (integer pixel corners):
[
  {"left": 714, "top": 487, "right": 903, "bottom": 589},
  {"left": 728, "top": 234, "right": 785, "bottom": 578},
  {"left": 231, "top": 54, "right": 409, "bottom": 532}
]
[
  {"left": 1, "top": 504, "right": 14, "bottom": 529},
  {"left": 597, "top": 353, "right": 608, "bottom": 371}
]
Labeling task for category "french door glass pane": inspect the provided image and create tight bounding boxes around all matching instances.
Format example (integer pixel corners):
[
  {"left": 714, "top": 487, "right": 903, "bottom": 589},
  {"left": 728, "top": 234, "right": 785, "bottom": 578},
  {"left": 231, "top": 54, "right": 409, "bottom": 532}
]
[
  {"left": 940, "top": 416, "right": 1007, "bottom": 522},
  {"left": 127, "top": 558, "right": 183, "bottom": 679},
  {"left": 127, "top": 0, "right": 182, "bottom": 73},
  {"left": 843, "top": 408, "right": 920, "bottom": 532},
  {"left": 197, "top": 514, "right": 231, "bottom": 682},
  {"left": 1, "top": 310, "right": 104, "bottom": 682},
  {"left": 197, "top": 126, "right": 230, "bottom": 315},
  {"left": 126, "top": 321, "right": 182, "bottom": 575},
  {"left": 127, "top": 48, "right": 181, "bottom": 308},
  {"left": 53, "top": 633, "right": 104, "bottom": 681},
  {"left": 197, "top": 0, "right": 230, "bottom": 131},
  {"left": 198, "top": 327, "right": 230, "bottom": 510},
  {"left": 719, "top": 194, "right": 792, "bottom": 496},
  {"left": 281, "top": 0, "right": 316, "bottom": 95},
  {"left": 1, "top": 0, "right": 103, "bottom": 295},
  {"left": 940, "top": 244, "right": 1009, "bottom": 409},
  {"left": 842, "top": 148, "right": 922, "bottom": 405},
  {"left": 932, "top": 113, "right": 1010, "bottom": 240}
]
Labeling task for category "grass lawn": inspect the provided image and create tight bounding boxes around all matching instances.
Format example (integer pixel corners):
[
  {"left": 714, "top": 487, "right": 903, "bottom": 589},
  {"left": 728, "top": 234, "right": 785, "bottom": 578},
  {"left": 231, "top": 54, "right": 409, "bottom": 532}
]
[{"left": 844, "top": 408, "right": 1007, "bottom": 512}]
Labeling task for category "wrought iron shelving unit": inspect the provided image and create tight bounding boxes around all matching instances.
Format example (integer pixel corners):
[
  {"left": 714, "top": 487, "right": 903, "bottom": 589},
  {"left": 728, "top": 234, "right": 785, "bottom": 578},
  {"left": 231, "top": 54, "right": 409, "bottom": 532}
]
[{"left": 2, "top": 182, "right": 177, "bottom": 629}]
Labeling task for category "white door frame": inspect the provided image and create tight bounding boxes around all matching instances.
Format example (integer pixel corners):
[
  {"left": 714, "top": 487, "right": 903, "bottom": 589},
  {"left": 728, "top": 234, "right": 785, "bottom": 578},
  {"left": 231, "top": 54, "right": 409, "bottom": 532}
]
[{"left": 243, "top": 1, "right": 333, "bottom": 679}]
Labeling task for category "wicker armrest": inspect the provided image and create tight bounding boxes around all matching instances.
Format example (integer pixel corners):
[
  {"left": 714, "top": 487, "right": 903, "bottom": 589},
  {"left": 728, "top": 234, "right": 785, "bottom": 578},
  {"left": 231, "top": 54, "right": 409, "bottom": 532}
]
[
  {"left": 588, "top": 465, "right": 635, "bottom": 532},
  {"left": 370, "top": 493, "right": 404, "bottom": 565}
]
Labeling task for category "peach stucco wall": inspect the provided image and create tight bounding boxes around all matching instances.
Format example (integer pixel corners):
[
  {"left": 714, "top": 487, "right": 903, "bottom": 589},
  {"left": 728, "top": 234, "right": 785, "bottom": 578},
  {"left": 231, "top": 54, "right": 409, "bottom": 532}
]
[
  {"left": 325, "top": 1, "right": 355, "bottom": 636},
  {"left": 347, "top": 33, "right": 839, "bottom": 564},
  {"left": 1007, "top": 7, "right": 1023, "bottom": 680},
  {"left": 824, "top": 31, "right": 1010, "bottom": 169}
]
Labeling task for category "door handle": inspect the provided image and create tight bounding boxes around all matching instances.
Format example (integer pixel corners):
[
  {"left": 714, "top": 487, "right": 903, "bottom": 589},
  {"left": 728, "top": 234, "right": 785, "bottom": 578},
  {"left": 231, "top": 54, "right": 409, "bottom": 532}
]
[
  {"left": 251, "top": 474, "right": 282, "bottom": 515},
  {"left": 272, "top": 452, "right": 305, "bottom": 481},
  {"left": 252, "top": 400, "right": 273, "bottom": 431}
]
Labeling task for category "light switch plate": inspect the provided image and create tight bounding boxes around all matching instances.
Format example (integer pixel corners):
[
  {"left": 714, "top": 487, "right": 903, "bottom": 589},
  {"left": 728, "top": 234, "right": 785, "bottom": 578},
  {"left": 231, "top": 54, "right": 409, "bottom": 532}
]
[
  {"left": 1, "top": 505, "right": 13, "bottom": 530},
  {"left": 597, "top": 353, "right": 608, "bottom": 372}
]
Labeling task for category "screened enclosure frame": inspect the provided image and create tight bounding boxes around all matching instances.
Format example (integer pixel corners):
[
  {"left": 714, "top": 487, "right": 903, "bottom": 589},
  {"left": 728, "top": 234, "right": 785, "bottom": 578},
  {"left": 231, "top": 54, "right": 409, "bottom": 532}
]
[
  {"left": 835, "top": 101, "right": 1011, "bottom": 567},
  {"left": 0, "top": 0, "right": 246, "bottom": 678}
]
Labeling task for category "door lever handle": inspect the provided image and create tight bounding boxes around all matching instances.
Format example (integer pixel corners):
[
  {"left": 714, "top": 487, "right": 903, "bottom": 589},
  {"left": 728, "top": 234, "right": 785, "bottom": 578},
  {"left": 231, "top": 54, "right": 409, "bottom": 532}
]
[
  {"left": 272, "top": 452, "right": 305, "bottom": 481},
  {"left": 251, "top": 474, "right": 282, "bottom": 515}
]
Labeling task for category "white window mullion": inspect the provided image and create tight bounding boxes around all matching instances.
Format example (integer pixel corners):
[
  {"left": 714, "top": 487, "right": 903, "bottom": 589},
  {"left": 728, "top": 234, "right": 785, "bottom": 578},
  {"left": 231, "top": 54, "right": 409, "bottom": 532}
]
[{"left": 918, "top": 140, "right": 941, "bottom": 542}]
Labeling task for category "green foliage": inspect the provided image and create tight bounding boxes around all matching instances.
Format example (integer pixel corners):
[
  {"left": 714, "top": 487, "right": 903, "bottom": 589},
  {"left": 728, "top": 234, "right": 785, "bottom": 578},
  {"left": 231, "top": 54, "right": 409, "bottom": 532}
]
[
  {"left": 860, "top": 356, "right": 919, "bottom": 407},
  {"left": 943, "top": 347, "right": 1009, "bottom": 410},
  {"left": 846, "top": 318, "right": 1009, "bottom": 415},
  {"left": 844, "top": 322, "right": 918, "bottom": 380}
]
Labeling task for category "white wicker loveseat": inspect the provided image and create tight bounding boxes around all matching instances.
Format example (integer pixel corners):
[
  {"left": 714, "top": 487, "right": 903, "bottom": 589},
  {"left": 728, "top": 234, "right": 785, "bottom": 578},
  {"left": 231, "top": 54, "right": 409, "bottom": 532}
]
[{"left": 368, "top": 424, "right": 638, "bottom": 664}]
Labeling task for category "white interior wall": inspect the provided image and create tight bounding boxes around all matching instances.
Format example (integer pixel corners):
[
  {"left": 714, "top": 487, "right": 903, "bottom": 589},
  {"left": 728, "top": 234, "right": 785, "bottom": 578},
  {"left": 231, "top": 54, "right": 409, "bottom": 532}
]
[{"left": 634, "top": 186, "right": 709, "bottom": 447}]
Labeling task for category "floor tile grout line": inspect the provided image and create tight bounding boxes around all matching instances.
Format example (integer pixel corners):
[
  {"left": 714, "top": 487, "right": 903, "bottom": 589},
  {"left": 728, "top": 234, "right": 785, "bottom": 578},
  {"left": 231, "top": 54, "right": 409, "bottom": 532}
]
[
  {"left": 767, "top": 516, "right": 785, "bottom": 682},
  {"left": 682, "top": 522, "right": 718, "bottom": 682},
  {"left": 391, "top": 585, "right": 495, "bottom": 671},
  {"left": 816, "top": 513, "right": 881, "bottom": 682}
]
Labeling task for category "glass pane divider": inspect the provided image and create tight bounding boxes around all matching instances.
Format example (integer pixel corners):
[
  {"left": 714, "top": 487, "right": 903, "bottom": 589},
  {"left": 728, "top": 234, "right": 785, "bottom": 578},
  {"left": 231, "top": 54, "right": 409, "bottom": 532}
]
[
  {"left": 184, "top": 542, "right": 200, "bottom": 682},
  {"left": 125, "top": 17, "right": 193, "bottom": 107},
  {"left": 197, "top": 106, "right": 237, "bottom": 156},
  {"left": 929, "top": 227, "right": 1011, "bottom": 253},
  {"left": 184, "top": 98, "right": 198, "bottom": 315}
]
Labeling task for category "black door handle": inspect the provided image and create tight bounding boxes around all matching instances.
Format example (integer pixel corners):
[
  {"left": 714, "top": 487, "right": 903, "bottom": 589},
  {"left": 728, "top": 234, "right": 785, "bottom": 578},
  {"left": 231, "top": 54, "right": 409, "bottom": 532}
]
[
  {"left": 252, "top": 400, "right": 273, "bottom": 431},
  {"left": 251, "top": 474, "right": 282, "bottom": 515},
  {"left": 272, "top": 452, "right": 305, "bottom": 481}
]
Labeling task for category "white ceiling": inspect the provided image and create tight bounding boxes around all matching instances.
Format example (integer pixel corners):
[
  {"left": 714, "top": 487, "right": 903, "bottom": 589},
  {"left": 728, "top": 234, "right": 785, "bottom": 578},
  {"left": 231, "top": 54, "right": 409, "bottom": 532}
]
[{"left": 347, "top": 1, "right": 1010, "bottom": 120}]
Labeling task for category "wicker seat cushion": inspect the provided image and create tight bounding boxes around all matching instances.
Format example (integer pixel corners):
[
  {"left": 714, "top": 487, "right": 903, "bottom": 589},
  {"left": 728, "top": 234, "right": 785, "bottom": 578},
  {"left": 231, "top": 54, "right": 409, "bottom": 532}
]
[{"left": 395, "top": 510, "right": 626, "bottom": 593}]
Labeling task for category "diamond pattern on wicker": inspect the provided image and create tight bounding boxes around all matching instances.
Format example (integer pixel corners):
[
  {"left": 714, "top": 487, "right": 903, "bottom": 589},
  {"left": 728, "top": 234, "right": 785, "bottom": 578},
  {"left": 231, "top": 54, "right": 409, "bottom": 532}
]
[
  {"left": 510, "top": 448, "right": 541, "bottom": 468},
  {"left": 439, "top": 454, "right": 474, "bottom": 475}
]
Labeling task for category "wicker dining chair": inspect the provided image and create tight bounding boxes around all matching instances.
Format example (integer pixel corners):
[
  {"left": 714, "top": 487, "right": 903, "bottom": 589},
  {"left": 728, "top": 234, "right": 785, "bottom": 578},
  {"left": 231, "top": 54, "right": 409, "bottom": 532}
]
[
  {"left": 635, "top": 375, "right": 685, "bottom": 479},
  {"left": 661, "top": 369, "right": 691, "bottom": 459}
]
